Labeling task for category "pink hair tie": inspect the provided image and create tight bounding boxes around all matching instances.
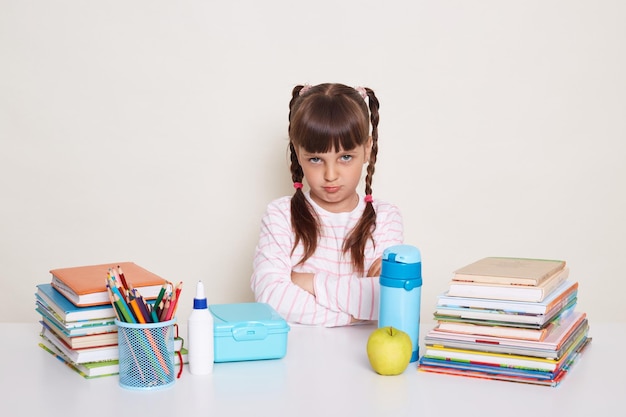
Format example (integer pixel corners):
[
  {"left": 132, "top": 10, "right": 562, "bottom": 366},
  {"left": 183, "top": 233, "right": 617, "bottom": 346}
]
[
  {"left": 364, "top": 194, "right": 373, "bottom": 203},
  {"left": 299, "top": 85, "right": 312, "bottom": 96},
  {"left": 293, "top": 182, "right": 303, "bottom": 190},
  {"left": 354, "top": 86, "right": 367, "bottom": 99}
]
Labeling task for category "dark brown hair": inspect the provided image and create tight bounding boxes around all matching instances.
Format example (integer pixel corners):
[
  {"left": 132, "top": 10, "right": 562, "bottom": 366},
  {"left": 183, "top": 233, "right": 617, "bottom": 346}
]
[{"left": 288, "top": 83, "right": 380, "bottom": 273}]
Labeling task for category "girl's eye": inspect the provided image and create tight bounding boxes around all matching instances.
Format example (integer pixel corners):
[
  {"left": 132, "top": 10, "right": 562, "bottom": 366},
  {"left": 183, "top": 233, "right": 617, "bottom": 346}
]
[
  {"left": 340, "top": 155, "right": 353, "bottom": 162},
  {"left": 309, "top": 157, "right": 321, "bottom": 164}
]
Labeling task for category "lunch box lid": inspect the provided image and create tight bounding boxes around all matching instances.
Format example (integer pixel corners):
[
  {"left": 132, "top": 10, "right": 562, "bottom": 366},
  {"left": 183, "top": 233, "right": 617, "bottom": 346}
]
[{"left": 209, "top": 302, "right": 290, "bottom": 340}]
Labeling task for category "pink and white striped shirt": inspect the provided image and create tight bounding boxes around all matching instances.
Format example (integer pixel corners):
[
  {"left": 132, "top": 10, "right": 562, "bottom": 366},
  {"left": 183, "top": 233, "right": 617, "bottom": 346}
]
[{"left": 251, "top": 193, "right": 404, "bottom": 327}]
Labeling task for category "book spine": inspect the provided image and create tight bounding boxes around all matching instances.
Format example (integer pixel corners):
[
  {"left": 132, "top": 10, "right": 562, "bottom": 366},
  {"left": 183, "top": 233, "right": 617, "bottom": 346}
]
[{"left": 536, "top": 270, "right": 569, "bottom": 302}]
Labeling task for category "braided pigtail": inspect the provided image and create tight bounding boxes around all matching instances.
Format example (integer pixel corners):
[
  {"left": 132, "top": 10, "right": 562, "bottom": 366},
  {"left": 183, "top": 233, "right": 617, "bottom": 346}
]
[
  {"left": 363, "top": 87, "right": 380, "bottom": 199},
  {"left": 289, "top": 85, "right": 319, "bottom": 265},
  {"left": 343, "top": 87, "right": 380, "bottom": 274}
]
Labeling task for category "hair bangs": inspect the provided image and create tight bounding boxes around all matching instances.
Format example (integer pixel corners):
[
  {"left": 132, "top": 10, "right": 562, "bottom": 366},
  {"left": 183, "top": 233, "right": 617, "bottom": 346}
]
[{"left": 291, "top": 94, "right": 369, "bottom": 153}]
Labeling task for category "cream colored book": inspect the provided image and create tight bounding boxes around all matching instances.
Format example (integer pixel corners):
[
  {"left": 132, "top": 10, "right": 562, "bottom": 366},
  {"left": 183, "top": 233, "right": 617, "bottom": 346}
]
[
  {"left": 453, "top": 257, "right": 566, "bottom": 286},
  {"left": 447, "top": 267, "right": 569, "bottom": 302}
]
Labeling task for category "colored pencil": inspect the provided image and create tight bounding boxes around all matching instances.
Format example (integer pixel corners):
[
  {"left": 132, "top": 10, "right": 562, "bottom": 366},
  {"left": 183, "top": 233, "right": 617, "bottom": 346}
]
[
  {"left": 117, "top": 265, "right": 130, "bottom": 290},
  {"left": 129, "top": 297, "right": 146, "bottom": 324},
  {"left": 133, "top": 288, "right": 153, "bottom": 323},
  {"left": 168, "top": 282, "right": 183, "bottom": 321},
  {"left": 151, "top": 283, "right": 168, "bottom": 322}
]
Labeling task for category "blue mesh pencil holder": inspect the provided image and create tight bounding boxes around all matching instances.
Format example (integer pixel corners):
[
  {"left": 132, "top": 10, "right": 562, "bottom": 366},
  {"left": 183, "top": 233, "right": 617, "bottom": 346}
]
[{"left": 116, "top": 319, "right": 176, "bottom": 390}]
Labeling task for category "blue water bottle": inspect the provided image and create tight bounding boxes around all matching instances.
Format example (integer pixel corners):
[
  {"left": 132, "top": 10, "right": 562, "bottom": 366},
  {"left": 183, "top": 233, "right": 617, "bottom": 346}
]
[{"left": 378, "top": 244, "right": 422, "bottom": 362}]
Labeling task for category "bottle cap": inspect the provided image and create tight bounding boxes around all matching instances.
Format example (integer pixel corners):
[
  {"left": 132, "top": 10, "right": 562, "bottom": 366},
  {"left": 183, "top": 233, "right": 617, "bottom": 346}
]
[
  {"left": 382, "top": 244, "right": 421, "bottom": 264},
  {"left": 380, "top": 245, "right": 422, "bottom": 289},
  {"left": 193, "top": 280, "right": 208, "bottom": 309}
]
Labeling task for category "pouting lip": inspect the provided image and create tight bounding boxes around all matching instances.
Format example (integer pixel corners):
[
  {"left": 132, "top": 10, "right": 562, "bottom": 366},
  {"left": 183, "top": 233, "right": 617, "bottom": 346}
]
[{"left": 322, "top": 186, "right": 341, "bottom": 193}]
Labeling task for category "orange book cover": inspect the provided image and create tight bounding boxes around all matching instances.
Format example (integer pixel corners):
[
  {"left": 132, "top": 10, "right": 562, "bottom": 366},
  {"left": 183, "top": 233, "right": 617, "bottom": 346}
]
[{"left": 50, "top": 262, "right": 167, "bottom": 307}]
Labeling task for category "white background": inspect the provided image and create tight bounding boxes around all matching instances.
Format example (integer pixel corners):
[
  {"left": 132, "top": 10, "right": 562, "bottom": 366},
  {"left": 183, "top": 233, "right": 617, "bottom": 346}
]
[{"left": 1, "top": 1, "right": 624, "bottom": 327}]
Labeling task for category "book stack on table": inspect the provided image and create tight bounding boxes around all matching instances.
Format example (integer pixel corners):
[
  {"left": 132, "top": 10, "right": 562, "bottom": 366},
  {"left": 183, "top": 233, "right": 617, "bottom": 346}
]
[
  {"left": 417, "top": 257, "right": 591, "bottom": 387},
  {"left": 35, "top": 262, "right": 186, "bottom": 379}
]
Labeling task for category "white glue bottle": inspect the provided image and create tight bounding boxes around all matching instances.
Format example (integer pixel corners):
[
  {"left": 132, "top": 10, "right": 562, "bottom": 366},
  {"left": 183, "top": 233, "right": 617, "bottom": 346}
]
[{"left": 187, "top": 280, "right": 214, "bottom": 375}]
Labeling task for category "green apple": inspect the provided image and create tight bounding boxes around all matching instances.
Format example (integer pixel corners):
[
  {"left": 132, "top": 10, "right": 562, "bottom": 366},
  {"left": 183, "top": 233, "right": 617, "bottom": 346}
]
[{"left": 366, "top": 326, "right": 412, "bottom": 375}]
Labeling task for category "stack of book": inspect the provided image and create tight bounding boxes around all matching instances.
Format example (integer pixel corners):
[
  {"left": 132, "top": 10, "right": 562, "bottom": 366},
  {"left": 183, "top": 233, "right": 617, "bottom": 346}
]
[
  {"left": 417, "top": 257, "right": 591, "bottom": 387},
  {"left": 35, "top": 262, "right": 187, "bottom": 378}
]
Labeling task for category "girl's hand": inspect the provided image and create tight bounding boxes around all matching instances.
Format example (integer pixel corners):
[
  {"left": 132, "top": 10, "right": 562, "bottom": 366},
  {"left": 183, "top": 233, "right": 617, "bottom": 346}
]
[
  {"left": 291, "top": 271, "right": 315, "bottom": 295},
  {"left": 366, "top": 257, "right": 382, "bottom": 277}
]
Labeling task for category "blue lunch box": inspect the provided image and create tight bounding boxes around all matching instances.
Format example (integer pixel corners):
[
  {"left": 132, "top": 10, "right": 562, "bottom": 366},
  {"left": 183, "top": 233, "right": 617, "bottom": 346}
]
[{"left": 209, "top": 302, "right": 290, "bottom": 362}]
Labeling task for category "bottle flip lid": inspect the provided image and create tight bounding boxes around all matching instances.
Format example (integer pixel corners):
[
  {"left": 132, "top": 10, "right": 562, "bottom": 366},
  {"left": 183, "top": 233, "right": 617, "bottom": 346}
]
[
  {"left": 383, "top": 244, "right": 421, "bottom": 264},
  {"left": 380, "top": 245, "right": 422, "bottom": 289}
]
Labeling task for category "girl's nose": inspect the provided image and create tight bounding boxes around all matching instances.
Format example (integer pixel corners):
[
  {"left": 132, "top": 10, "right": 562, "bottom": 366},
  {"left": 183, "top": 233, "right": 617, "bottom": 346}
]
[{"left": 324, "top": 163, "right": 338, "bottom": 182}]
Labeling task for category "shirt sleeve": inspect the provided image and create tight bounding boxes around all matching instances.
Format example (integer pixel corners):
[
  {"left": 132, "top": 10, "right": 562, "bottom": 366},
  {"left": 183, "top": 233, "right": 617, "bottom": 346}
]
[
  {"left": 250, "top": 200, "right": 352, "bottom": 327},
  {"left": 312, "top": 202, "right": 404, "bottom": 321}
]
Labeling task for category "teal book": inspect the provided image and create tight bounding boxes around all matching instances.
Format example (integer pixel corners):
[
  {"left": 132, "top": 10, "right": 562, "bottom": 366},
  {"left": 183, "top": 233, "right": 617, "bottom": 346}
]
[
  {"left": 36, "top": 283, "right": 116, "bottom": 322},
  {"left": 35, "top": 305, "right": 117, "bottom": 337}
]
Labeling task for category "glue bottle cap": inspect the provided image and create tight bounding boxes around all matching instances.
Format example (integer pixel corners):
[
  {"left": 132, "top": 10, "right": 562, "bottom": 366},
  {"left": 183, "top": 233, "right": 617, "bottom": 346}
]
[{"left": 193, "top": 280, "right": 208, "bottom": 309}]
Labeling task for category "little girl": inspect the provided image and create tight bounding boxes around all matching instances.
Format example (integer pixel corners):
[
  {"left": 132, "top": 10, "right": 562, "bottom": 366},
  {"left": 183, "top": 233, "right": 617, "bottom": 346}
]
[{"left": 251, "top": 83, "right": 404, "bottom": 326}]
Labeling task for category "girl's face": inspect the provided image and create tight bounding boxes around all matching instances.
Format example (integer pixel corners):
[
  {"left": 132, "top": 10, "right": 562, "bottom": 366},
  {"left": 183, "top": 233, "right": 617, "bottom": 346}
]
[{"left": 296, "top": 139, "right": 371, "bottom": 213}]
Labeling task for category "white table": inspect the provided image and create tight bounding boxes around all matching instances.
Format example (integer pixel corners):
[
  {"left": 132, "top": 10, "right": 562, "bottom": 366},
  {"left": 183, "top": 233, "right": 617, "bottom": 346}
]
[{"left": 1, "top": 322, "right": 622, "bottom": 417}]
